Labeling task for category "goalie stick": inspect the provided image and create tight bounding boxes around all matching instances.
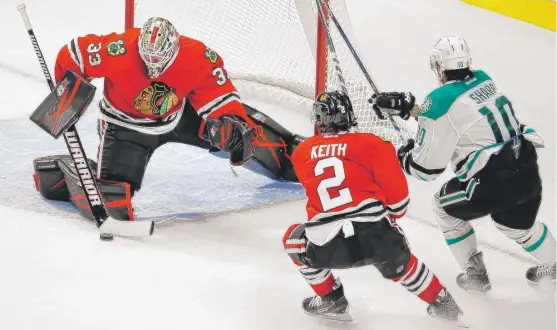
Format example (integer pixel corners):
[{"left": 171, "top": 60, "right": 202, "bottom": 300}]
[
  {"left": 17, "top": 3, "right": 154, "bottom": 239},
  {"left": 316, "top": 0, "right": 406, "bottom": 141}
]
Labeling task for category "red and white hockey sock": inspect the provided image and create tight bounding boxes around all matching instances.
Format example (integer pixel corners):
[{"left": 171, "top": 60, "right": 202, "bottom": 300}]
[
  {"left": 393, "top": 255, "right": 443, "bottom": 304},
  {"left": 283, "top": 223, "right": 336, "bottom": 296},
  {"left": 297, "top": 265, "right": 336, "bottom": 296}
]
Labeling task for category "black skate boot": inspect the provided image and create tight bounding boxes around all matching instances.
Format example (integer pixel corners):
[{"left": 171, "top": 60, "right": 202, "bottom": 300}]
[
  {"left": 526, "top": 263, "right": 556, "bottom": 285},
  {"left": 456, "top": 251, "right": 491, "bottom": 294},
  {"left": 427, "top": 288, "right": 466, "bottom": 326},
  {"left": 302, "top": 280, "right": 352, "bottom": 322}
]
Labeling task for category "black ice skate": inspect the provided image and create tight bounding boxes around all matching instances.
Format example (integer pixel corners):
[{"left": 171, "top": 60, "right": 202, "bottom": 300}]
[
  {"left": 526, "top": 263, "right": 556, "bottom": 285},
  {"left": 457, "top": 251, "right": 491, "bottom": 294},
  {"left": 302, "top": 280, "right": 352, "bottom": 322},
  {"left": 427, "top": 288, "right": 466, "bottom": 327}
]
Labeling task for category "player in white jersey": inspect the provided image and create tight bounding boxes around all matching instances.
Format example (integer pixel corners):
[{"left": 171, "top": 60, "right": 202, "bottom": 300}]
[{"left": 370, "top": 36, "right": 556, "bottom": 292}]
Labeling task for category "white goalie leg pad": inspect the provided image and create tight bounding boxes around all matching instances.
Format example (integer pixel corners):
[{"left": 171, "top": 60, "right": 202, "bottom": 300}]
[
  {"left": 494, "top": 221, "right": 556, "bottom": 265},
  {"left": 433, "top": 193, "right": 478, "bottom": 270}
]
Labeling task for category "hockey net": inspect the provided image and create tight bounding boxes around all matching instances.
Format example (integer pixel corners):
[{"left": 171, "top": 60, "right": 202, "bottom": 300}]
[{"left": 127, "top": 0, "right": 415, "bottom": 143}]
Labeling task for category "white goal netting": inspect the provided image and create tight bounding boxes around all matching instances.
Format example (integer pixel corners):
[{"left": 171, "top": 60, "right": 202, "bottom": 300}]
[{"left": 132, "top": 0, "right": 415, "bottom": 143}]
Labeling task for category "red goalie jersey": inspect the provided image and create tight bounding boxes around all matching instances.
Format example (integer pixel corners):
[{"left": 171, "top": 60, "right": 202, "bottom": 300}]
[
  {"left": 291, "top": 133, "right": 410, "bottom": 223},
  {"left": 54, "top": 28, "right": 251, "bottom": 132}
]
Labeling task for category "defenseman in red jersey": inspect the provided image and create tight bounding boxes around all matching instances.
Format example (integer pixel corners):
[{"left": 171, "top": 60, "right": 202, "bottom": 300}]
[
  {"left": 35, "top": 17, "right": 301, "bottom": 220},
  {"left": 282, "top": 91, "right": 464, "bottom": 323}
]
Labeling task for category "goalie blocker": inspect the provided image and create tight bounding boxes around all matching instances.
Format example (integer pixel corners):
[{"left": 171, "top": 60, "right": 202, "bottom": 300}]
[{"left": 29, "top": 70, "right": 96, "bottom": 139}]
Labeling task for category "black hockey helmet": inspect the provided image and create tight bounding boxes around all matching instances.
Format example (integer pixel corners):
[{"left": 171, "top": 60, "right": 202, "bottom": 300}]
[{"left": 312, "top": 91, "right": 357, "bottom": 134}]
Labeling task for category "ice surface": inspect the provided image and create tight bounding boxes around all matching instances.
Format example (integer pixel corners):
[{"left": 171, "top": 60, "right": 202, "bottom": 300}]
[{"left": 0, "top": 0, "right": 554, "bottom": 329}]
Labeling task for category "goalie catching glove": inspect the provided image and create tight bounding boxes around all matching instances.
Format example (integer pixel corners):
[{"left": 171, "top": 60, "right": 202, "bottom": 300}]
[
  {"left": 369, "top": 92, "right": 415, "bottom": 120},
  {"left": 203, "top": 107, "right": 302, "bottom": 182},
  {"left": 205, "top": 115, "right": 253, "bottom": 165}
]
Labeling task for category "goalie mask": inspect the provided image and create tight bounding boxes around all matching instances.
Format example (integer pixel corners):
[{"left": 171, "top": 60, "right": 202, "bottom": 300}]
[
  {"left": 139, "top": 17, "right": 180, "bottom": 79},
  {"left": 312, "top": 91, "right": 357, "bottom": 134}
]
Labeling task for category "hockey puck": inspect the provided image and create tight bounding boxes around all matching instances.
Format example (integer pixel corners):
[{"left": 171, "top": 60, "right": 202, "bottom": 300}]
[{"left": 99, "top": 233, "right": 114, "bottom": 241}]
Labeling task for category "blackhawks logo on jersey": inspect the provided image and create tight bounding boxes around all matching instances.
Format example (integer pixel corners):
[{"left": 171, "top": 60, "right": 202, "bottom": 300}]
[
  {"left": 107, "top": 39, "right": 126, "bottom": 56},
  {"left": 204, "top": 47, "right": 218, "bottom": 64},
  {"left": 133, "top": 82, "right": 179, "bottom": 116}
]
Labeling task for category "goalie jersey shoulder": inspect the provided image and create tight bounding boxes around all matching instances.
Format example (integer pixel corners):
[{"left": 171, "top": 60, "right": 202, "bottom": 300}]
[{"left": 55, "top": 29, "right": 141, "bottom": 81}]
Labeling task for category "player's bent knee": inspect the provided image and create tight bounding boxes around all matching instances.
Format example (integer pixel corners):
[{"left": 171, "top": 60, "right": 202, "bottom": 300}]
[
  {"left": 372, "top": 224, "right": 412, "bottom": 279},
  {"left": 493, "top": 220, "right": 555, "bottom": 258},
  {"left": 305, "top": 221, "right": 411, "bottom": 275},
  {"left": 283, "top": 223, "right": 308, "bottom": 266},
  {"left": 432, "top": 191, "right": 470, "bottom": 233},
  {"left": 376, "top": 250, "right": 412, "bottom": 279},
  {"left": 494, "top": 220, "right": 540, "bottom": 243},
  {"left": 283, "top": 223, "right": 301, "bottom": 246},
  {"left": 432, "top": 191, "right": 444, "bottom": 216}
]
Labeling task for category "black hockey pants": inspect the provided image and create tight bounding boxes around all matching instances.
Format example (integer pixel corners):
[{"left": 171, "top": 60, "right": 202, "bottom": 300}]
[
  {"left": 440, "top": 137, "right": 542, "bottom": 230},
  {"left": 96, "top": 103, "right": 211, "bottom": 193}
]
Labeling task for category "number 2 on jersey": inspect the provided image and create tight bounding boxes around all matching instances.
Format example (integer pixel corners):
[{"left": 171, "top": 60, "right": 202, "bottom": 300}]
[{"left": 315, "top": 157, "right": 353, "bottom": 211}]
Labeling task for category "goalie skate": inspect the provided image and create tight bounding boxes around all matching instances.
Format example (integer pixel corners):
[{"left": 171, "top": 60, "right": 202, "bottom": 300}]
[{"left": 302, "top": 281, "right": 352, "bottom": 322}]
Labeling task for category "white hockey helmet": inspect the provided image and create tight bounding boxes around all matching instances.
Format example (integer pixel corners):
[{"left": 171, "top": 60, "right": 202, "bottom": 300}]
[
  {"left": 429, "top": 36, "right": 472, "bottom": 80},
  {"left": 139, "top": 17, "right": 180, "bottom": 79}
]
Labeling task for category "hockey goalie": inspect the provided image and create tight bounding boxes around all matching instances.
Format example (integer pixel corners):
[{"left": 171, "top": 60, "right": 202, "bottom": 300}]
[{"left": 32, "top": 17, "right": 304, "bottom": 221}]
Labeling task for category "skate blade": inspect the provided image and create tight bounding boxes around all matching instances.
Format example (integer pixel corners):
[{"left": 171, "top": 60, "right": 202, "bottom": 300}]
[
  {"left": 527, "top": 276, "right": 556, "bottom": 285},
  {"left": 435, "top": 314, "right": 469, "bottom": 328},
  {"left": 430, "top": 311, "right": 468, "bottom": 328},
  {"left": 456, "top": 313, "right": 469, "bottom": 328},
  {"left": 463, "top": 285, "right": 491, "bottom": 296},
  {"left": 304, "top": 310, "right": 353, "bottom": 322},
  {"left": 527, "top": 277, "right": 556, "bottom": 289}
]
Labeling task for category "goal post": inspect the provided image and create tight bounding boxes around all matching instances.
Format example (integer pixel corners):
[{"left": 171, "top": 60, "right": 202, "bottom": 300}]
[{"left": 125, "top": 0, "right": 415, "bottom": 143}]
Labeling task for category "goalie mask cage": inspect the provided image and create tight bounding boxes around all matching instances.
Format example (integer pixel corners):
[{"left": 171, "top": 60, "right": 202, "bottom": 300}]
[{"left": 125, "top": 0, "right": 414, "bottom": 143}]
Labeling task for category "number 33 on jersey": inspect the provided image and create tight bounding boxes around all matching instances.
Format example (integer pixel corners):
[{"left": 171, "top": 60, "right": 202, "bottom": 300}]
[{"left": 291, "top": 132, "right": 410, "bottom": 223}]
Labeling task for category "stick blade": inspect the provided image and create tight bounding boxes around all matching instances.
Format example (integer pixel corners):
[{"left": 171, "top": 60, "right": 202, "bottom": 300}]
[{"left": 99, "top": 217, "right": 155, "bottom": 238}]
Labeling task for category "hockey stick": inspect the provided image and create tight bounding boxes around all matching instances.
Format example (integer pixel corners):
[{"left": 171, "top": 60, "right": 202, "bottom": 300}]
[
  {"left": 17, "top": 3, "right": 154, "bottom": 239},
  {"left": 317, "top": 0, "right": 406, "bottom": 141},
  {"left": 314, "top": 0, "right": 349, "bottom": 98}
]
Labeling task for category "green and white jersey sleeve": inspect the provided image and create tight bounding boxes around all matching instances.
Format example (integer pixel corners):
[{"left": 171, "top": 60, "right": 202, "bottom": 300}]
[{"left": 401, "top": 70, "right": 544, "bottom": 182}]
